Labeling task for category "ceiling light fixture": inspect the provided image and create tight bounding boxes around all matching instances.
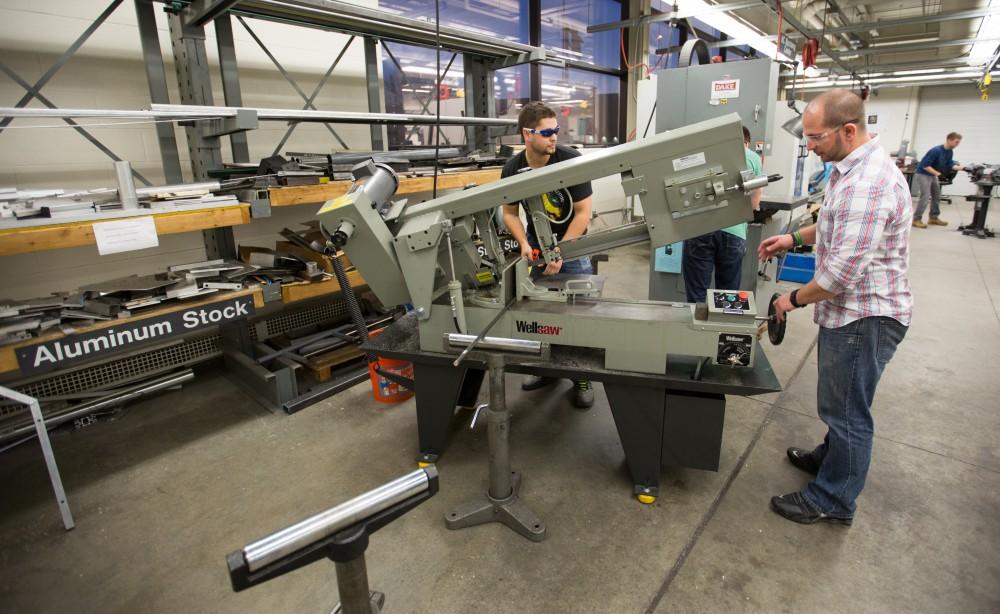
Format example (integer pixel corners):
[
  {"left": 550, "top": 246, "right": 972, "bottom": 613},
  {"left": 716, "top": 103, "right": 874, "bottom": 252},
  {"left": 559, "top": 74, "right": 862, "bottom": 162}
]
[
  {"left": 970, "top": 0, "right": 1000, "bottom": 64},
  {"left": 676, "top": 0, "right": 794, "bottom": 62}
]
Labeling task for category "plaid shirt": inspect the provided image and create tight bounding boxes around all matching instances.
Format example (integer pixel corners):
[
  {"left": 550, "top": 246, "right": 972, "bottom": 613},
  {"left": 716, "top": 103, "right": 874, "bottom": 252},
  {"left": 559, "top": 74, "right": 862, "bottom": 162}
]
[{"left": 813, "top": 136, "right": 913, "bottom": 328}]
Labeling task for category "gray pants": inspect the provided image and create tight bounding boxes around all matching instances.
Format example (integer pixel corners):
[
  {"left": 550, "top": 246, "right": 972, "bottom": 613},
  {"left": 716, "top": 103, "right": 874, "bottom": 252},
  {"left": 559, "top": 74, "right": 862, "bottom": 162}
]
[{"left": 913, "top": 173, "right": 941, "bottom": 220}]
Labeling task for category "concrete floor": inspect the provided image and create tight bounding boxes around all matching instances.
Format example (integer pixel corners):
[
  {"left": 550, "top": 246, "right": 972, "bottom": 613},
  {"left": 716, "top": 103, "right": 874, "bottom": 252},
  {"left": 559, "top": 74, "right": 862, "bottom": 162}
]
[{"left": 2, "top": 200, "right": 999, "bottom": 613}]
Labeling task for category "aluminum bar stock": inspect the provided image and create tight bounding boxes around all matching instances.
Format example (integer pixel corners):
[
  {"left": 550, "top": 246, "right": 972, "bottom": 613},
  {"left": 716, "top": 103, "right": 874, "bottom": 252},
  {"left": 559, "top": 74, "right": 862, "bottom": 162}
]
[{"left": 242, "top": 468, "right": 431, "bottom": 572}]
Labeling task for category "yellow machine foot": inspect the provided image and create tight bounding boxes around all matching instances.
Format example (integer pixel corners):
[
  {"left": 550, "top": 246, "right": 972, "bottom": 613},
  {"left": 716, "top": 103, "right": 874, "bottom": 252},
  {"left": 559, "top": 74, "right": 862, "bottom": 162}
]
[
  {"left": 637, "top": 494, "right": 657, "bottom": 505},
  {"left": 417, "top": 461, "right": 434, "bottom": 468}
]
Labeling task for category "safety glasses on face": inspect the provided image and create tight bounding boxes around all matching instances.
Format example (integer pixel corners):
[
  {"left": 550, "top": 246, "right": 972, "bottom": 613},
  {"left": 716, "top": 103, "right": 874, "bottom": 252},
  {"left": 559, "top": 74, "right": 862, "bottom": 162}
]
[
  {"left": 804, "top": 121, "right": 857, "bottom": 143},
  {"left": 526, "top": 126, "right": 559, "bottom": 138}
]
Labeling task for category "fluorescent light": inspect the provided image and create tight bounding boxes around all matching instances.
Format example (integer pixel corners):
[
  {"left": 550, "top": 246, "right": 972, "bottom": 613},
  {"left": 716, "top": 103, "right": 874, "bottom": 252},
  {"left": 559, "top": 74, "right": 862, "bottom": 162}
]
[
  {"left": 970, "top": 0, "right": 1000, "bottom": 63},
  {"left": 868, "top": 37, "right": 939, "bottom": 47},
  {"left": 785, "top": 70, "right": 1000, "bottom": 89},
  {"left": 676, "top": 0, "right": 793, "bottom": 61},
  {"left": 895, "top": 68, "right": 945, "bottom": 76}
]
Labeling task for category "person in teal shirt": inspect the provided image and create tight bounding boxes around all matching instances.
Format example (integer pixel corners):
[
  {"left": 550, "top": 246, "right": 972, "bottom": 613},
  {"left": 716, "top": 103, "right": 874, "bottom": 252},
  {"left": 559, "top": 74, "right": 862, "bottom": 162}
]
[{"left": 681, "top": 125, "right": 763, "bottom": 303}]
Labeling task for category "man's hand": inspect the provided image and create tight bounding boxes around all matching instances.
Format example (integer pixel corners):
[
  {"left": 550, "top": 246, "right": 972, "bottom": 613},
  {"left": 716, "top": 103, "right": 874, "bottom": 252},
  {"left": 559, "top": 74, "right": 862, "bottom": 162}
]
[
  {"left": 541, "top": 256, "right": 563, "bottom": 275},
  {"left": 772, "top": 293, "right": 795, "bottom": 322},
  {"left": 520, "top": 243, "right": 534, "bottom": 262},
  {"left": 758, "top": 234, "right": 794, "bottom": 260}
]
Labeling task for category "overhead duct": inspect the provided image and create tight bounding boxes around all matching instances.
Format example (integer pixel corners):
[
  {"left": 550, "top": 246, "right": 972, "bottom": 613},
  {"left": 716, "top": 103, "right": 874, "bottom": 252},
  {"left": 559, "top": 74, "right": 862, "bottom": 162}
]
[{"left": 799, "top": 0, "right": 856, "bottom": 51}]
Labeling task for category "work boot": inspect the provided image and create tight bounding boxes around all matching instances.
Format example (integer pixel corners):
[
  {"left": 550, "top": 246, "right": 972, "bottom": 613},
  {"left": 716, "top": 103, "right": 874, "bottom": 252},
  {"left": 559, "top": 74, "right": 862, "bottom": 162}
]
[
  {"left": 522, "top": 374, "right": 557, "bottom": 391},
  {"left": 929, "top": 217, "right": 948, "bottom": 226},
  {"left": 912, "top": 219, "right": 927, "bottom": 229},
  {"left": 571, "top": 380, "right": 594, "bottom": 409}
]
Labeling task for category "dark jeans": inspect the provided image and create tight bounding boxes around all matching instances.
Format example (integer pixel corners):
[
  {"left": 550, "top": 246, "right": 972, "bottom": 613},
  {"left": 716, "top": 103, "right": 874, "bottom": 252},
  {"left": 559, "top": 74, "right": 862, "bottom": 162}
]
[
  {"left": 801, "top": 316, "right": 908, "bottom": 517},
  {"left": 682, "top": 231, "right": 746, "bottom": 303}
]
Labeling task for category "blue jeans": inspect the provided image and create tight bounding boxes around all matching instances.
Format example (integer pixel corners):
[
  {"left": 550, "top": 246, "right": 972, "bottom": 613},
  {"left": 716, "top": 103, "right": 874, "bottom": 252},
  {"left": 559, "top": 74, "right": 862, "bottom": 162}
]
[
  {"left": 801, "top": 316, "right": 907, "bottom": 517},
  {"left": 681, "top": 231, "right": 746, "bottom": 303}
]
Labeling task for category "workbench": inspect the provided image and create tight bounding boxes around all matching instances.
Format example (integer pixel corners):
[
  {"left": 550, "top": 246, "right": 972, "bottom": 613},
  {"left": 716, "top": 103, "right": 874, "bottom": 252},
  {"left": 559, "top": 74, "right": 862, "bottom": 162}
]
[
  {"left": 0, "top": 204, "right": 251, "bottom": 257},
  {"left": 366, "top": 314, "right": 781, "bottom": 498},
  {"left": 267, "top": 168, "right": 503, "bottom": 207}
]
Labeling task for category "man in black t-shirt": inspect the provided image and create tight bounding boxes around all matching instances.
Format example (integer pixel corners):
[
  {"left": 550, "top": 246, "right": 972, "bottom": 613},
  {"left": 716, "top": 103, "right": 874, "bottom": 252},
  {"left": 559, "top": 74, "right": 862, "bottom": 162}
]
[
  {"left": 501, "top": 105, "right": 595, "bottom": 276},
  {"left": 501, "top": 101, "right": 595, "bottom": 409}
]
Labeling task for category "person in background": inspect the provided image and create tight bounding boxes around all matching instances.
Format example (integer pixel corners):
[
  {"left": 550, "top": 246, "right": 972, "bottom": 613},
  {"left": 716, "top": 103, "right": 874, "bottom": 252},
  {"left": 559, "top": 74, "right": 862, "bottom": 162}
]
[
  {"left": 681, "top": 125, "right": 763, "bottom": 303},
  {"left": 758, "top": 89, "right": 911, "bottom": 526},
  {"left": 501, "top": 101, "right": 596, "bottom": 409},
  {"left": 912, "top": 132, "right": 962, "bottom": 228}
]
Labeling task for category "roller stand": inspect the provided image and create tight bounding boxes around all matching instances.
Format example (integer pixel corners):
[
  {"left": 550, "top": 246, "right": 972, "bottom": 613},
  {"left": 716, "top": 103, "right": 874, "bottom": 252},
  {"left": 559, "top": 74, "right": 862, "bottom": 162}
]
[{"left": 444, "top": 353, "right": 546, "bottom": 542}]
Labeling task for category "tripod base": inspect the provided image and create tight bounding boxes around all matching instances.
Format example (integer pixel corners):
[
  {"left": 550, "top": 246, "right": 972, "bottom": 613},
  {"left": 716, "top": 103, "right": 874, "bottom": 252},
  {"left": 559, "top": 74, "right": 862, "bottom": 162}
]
[
  {"left": 331, "top": 590, "right": 385, "bottom": 614},
  {"left": 444, "top": 471, "right": 546, "bottom": 542}
]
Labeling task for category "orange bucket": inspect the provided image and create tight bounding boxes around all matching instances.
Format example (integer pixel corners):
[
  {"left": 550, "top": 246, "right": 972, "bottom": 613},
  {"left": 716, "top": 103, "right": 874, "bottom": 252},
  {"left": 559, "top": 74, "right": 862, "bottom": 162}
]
[{"left": 367, "top": 328, "right": 414, "bottom": 404}]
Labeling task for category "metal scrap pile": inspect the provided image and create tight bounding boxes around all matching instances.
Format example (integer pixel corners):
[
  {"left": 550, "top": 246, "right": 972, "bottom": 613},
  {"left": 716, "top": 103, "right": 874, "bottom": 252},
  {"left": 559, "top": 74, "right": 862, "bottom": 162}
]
[{"left": 0, "top": 259, "right": 258, "bottom": 346}]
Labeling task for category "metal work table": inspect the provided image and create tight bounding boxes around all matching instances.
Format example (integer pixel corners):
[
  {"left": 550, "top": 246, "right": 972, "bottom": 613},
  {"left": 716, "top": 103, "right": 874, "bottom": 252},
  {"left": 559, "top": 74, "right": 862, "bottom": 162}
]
[{"left": 365, "top": 314, "right": 781, "bottom": 499}]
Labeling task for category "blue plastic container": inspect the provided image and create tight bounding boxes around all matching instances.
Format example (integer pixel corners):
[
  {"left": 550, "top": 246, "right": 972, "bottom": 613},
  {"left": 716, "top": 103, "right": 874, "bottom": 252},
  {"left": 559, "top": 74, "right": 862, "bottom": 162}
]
[{"left": 778, "top": 253, "right": 815, "bottom": 283}]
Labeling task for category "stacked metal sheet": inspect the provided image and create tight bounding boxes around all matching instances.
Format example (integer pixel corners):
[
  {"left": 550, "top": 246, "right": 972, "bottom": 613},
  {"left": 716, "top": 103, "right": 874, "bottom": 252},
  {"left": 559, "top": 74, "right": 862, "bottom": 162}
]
[{"left": 0, "top": 260, "right": 259, "bottom": 346}]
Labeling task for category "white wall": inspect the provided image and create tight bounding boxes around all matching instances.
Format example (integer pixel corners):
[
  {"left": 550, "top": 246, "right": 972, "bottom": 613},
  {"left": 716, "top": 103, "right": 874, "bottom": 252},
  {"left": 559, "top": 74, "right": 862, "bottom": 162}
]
[
  {"left": 913, "top": 84, "right": 1000, "bottom": 197},
  {"left": 863, "top": 87, "right": 920, "bottom": 157}
]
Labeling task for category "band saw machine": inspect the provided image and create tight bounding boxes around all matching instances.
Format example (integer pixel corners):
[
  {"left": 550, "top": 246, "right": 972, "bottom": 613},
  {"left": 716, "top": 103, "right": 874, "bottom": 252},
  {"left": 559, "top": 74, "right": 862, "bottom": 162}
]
[{"left": 316, "top": 113, "right": 779, "bottom": 372}]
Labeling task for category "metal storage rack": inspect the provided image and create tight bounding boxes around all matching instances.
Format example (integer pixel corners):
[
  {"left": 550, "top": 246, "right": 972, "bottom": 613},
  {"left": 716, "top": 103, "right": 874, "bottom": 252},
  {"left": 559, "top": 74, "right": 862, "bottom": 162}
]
[{"left": 0, "top": 0, "right": 538, "bottom": 431}]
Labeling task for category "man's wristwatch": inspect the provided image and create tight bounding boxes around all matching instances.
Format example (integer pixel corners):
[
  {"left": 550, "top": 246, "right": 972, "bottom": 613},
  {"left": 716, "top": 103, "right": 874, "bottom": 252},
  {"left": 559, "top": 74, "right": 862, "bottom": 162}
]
[{"left": 789, "top": 289, "right": 802, "bottom": 308}]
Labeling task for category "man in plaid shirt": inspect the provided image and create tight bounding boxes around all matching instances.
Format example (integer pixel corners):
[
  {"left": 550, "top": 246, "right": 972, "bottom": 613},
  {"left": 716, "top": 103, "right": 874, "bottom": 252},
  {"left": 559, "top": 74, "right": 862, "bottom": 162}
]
[{"left": 758, "top": 89, "right": 912, "bottom": 526}]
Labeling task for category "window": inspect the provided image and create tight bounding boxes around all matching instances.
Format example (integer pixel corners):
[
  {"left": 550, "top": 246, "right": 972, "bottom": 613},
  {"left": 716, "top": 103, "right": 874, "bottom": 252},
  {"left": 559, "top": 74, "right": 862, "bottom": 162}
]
[
  {"left": 377, "top": 0, "right": 624, "bottom": 147},
  {"left": 382, "top": 42, "right": 467, "bottom": 148},
  {"left": 538, "top": 66, "right": 620, "bottom": 145},
  {"left": 540, "top": 0, "right": 621, "bottom": 69},
  {"left": 378, "top": 0, "right": 528, "bottom": 43}
]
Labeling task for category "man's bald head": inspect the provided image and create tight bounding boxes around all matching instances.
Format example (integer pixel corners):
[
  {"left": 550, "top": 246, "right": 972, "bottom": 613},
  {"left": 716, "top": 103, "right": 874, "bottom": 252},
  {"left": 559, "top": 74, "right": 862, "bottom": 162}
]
[{"left": 804, "top": 89, "right": 866, "bottom": 132}]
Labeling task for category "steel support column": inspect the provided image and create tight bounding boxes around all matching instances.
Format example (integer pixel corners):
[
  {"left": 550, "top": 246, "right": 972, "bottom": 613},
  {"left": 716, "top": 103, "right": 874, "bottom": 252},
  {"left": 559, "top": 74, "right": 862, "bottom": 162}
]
[
  {"left": 364, "top": 37, "right": 385, "bottom": 151},
  {"left": 135, "top": 0, "right": 184, "bottom": 182},
  {"left": 168, "top": 11, "right": 236, "bottom": 258},
  {"left": 215, "top": 14, "right": 251, "bottom": 163},
  {"left": 464, "top": 57, "right": 494, "bottom": 154}
]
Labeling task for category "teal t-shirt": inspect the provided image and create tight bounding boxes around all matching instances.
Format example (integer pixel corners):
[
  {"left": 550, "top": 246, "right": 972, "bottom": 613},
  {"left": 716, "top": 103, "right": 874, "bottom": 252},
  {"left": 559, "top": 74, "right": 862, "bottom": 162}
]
[{"left": 721, "top": 147, "right": 763, "bottom": 240}]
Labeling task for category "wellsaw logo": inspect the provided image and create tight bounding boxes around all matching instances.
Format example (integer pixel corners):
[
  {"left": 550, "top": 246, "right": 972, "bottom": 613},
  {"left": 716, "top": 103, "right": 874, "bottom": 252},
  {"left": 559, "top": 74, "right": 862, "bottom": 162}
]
[{"left": 515, "top": 320, "right": 562, "bottom": 335}]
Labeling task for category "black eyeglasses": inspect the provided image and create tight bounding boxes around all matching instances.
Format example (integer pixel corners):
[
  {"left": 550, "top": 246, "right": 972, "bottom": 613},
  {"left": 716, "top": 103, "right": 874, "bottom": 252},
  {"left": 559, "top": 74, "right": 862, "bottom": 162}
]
[{"left": 526, "top": 126, "right": 559, "bottom": 137}]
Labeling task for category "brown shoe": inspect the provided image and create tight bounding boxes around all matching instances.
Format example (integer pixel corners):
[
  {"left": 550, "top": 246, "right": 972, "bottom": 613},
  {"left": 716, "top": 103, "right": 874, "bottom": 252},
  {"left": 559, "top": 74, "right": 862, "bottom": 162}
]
[
  {"left": 928, "top": 217, "right": 948, "bottom": 226},
  {"left": 912, "top": 219, "right": 927, "bottom": 229}
]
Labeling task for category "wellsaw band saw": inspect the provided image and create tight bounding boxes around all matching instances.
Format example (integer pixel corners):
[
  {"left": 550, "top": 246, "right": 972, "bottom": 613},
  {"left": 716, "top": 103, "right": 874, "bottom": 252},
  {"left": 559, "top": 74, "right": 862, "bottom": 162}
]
[{"left": 315, "top": 113, "right": 776, "bottom": 373}]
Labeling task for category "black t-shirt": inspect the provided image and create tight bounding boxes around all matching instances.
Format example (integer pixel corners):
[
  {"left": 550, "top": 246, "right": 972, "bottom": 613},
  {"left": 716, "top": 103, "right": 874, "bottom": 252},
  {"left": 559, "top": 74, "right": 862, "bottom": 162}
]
[{"left": 500, "top": 144, "right": 594, "bottom": 243}]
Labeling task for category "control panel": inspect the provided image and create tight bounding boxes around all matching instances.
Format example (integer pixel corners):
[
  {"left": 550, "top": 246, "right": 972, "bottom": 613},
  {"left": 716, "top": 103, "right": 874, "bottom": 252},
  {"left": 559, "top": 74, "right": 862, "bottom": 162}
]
[{"left": 708, "top": 289, "right": 755, "bottom": 315}]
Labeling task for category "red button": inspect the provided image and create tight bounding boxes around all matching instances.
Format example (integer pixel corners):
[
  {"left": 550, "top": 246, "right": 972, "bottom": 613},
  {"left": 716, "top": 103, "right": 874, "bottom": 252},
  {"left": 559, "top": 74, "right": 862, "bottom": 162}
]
[{"left": 738, "top": 291, "right": 748, "bottom": 300}]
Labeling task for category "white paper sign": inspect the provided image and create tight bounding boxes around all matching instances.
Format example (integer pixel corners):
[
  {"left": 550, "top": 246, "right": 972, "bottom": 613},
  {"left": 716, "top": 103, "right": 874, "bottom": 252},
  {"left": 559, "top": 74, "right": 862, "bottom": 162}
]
[
  {"left": 710, "top": 79, "right": 740, "bottom": 100},
  {"left": 92, "top": 216, "right": 159, "bottom": 255},
  {"left": 672, "top": 152, "right": 707, "bottom": 172}
]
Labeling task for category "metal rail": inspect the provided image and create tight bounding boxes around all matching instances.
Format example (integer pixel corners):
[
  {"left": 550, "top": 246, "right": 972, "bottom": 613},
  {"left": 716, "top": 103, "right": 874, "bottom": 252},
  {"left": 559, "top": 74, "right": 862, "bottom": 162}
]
[
  {"left": 0, "top": 106, "right": 517, "bottom": 127},
  {"left": 242, "top": 468, "right": 432, "bottom": 572}
]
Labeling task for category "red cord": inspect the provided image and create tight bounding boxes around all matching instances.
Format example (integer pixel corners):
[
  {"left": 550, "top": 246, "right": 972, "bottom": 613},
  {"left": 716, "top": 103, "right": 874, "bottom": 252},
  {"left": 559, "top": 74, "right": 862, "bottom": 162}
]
[
  {"left": 620, "top": 30, "right": 650, "bottom": 77},
  {"left": 776, "top": 1, "right": 783, "bottom": 55}
]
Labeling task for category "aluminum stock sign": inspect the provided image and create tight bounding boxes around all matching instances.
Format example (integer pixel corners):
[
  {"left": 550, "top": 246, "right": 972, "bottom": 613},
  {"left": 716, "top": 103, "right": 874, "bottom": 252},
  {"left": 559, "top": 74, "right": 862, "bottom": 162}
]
[{"left": 16, "top": 296, "right": 256, "bottom": 376}]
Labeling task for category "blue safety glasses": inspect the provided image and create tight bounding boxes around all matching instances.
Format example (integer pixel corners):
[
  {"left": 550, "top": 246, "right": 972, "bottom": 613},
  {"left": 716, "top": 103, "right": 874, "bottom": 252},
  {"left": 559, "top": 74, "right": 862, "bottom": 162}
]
[{"left": 526, "top": 126, "right": 559, "bottom": 137}]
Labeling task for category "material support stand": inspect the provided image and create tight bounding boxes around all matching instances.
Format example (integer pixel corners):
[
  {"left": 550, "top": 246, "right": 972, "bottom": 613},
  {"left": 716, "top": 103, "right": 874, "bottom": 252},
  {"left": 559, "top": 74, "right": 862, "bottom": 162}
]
[
  {"left": 331, "top": 554, "right": 386, "bottom": 614},
  {"left": 0, "top": 386, "right": 74, "bottom": 530},
  {"left": 444, "top": 353, "right": 546, "bottom": 542}
]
